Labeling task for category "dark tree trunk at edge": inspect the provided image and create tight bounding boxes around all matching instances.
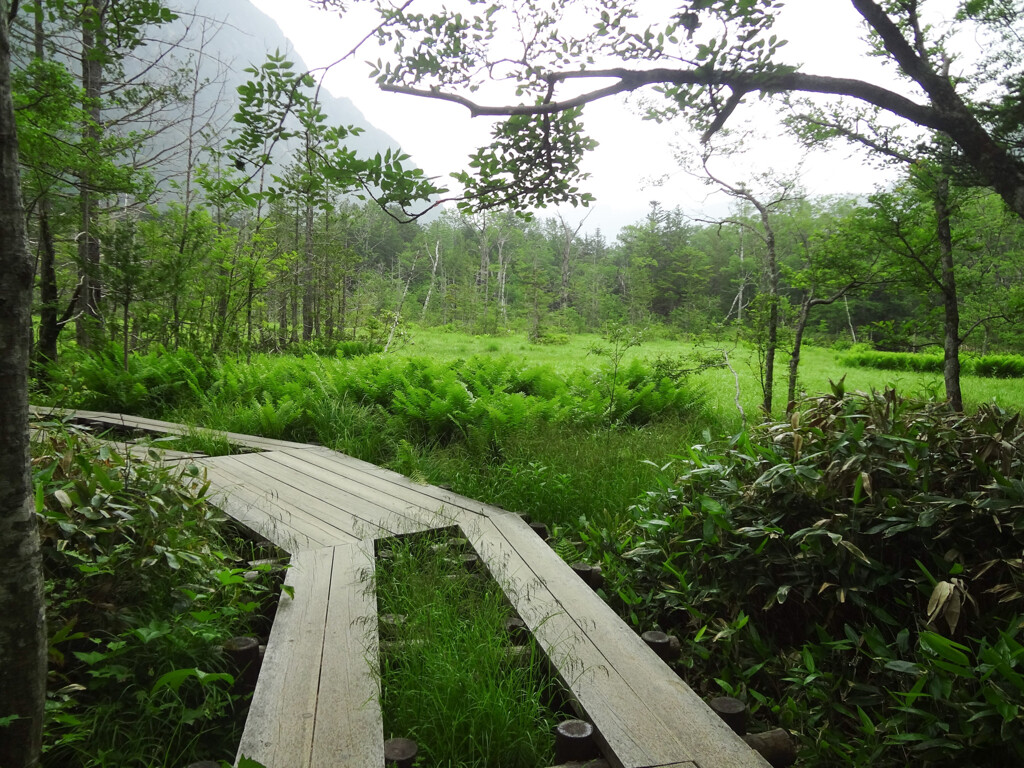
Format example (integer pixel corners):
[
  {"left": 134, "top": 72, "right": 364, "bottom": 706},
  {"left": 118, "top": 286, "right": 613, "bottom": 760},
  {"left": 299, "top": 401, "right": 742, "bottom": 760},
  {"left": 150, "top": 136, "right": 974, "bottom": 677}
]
[{"left": 0, "top": 3, "right": 47, "bottom": 765}]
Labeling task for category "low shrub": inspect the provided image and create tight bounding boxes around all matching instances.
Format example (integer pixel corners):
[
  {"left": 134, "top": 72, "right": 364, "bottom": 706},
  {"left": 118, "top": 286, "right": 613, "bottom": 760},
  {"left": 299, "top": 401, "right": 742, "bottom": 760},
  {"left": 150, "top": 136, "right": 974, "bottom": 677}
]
[
  {"left": 973, "top": 354, "right": 1024, "bottom": 378},
  {"left": 569, "top": 387, "right": 1024, "bottom": 767},
  {"left": 839, "top": 349, "right": 1024, "bottom": 379},
  {"left": 33, "top": 426, "right": 281, "bottom": 767},
  {"left": 838, "top": 349, "right": 945, "bottom": 374}
]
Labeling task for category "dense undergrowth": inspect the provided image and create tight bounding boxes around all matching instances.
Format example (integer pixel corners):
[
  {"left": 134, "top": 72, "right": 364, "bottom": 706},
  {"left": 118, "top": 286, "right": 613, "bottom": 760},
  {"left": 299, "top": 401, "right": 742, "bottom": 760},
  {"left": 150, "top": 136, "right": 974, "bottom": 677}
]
[
  {"left": 563, "top": 385, "right": 1024, "bottom": 767},
  {"left": 33, "top": 424, "right": 282, "bottom": 767},
  {"left": 41, "top": 343, "right": 714, "bottom": 526}
]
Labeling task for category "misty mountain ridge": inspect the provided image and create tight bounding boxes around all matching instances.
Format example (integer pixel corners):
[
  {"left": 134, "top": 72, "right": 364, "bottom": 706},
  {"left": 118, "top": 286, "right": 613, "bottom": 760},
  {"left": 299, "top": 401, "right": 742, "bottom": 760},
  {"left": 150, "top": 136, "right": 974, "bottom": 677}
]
[{"left": 146, "top": 0, "right": 412, "bottom": 198}]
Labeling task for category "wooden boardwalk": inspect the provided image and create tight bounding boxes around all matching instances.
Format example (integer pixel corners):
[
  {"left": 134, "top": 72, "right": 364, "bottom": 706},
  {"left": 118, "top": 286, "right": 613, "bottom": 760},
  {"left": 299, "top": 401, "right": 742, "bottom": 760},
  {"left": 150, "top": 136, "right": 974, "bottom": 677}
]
[{"left": 32, "top": 407, "right": 769, "bottom": 768}]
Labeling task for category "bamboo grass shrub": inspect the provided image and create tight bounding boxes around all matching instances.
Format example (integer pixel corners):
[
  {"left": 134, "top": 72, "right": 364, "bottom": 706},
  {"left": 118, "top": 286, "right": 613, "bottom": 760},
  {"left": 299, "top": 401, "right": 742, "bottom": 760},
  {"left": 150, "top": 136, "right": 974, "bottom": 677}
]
[
  {"left": 840, "top": 349, "right": 1024, "bottom": 379},
  {"left": 570, "top": 386, "right": 1024, "bottom": 766},
  {"left": 33, "top": 426, "right": 281, "bottom": 767}
]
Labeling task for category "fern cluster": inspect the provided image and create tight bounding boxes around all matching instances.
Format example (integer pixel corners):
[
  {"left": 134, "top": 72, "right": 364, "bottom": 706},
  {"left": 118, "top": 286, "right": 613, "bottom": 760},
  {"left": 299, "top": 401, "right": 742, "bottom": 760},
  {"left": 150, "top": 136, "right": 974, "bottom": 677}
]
[
  {"left": 840, "top": 349, "right": 1024, "bottom": 379},
  {"left": 47, "top": 350, "right": 706, "bottom": 453},
  {"left": 46, "top": 343, "right": 216, "bottom": 416}
]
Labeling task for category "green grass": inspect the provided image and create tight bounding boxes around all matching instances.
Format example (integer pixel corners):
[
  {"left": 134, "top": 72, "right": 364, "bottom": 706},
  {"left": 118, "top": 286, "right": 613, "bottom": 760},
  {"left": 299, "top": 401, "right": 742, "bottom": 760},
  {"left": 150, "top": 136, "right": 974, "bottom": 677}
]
[
  {"left": 141, "top": 429, "right": 240, "bottom": 457},
  {"left": 374, "top": 533, "right": 560, "bottom": 768},
  {"left": 44, "top": 328, "right": 1024, "bottom": 535},
  {"left": 395, "top": 419, "right": 714, "bottom": 531},
  {"left": 400, "top": 328, "right": 1024, "bottom": 431}
]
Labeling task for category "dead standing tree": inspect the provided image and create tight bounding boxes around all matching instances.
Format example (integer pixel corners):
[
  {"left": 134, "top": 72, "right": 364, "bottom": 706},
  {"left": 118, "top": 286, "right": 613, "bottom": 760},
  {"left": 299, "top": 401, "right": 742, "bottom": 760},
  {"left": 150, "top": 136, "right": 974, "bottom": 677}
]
[{"left": 694, "top": 156, "right": 802, "bottom": 417}]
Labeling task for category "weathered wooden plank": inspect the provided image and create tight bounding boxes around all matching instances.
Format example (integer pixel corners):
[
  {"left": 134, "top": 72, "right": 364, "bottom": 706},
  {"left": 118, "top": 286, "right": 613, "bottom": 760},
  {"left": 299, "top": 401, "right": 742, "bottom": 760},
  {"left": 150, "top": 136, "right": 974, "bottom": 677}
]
[
  {"left": 224, "top": 452, "right": 433, "bottom": 540},
  {"left": 457, "top": 514, "right": 675, "bottom": 768},
  {"left": 252, "top": 450, "right": 446, "bottom": 533},
  {"left": 29, "top": 406, "right": 316, "bottom": 451},
  {"left": 236, "top": 547, "right": 333, "bottom": 768},
  {"left": 310, "top": 540, "right": 383, "bottom": 767},
  {"left": 461, "top": 512, "right": 770, "bottom": 768},
  {"left": 199, "top": 460, "right": 355, "bottom": 551},
  {"left": 236, "top": 544, "right": 384, "bottom": 768},
  {"left": 289, "top": 446, "right": 505, "bottom": 521}
]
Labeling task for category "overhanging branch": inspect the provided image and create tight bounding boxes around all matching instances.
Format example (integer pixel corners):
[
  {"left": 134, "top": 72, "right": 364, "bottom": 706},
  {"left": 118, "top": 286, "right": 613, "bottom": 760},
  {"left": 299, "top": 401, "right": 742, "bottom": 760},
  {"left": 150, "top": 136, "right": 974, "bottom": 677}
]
[{"left": 381, "top": 67, "right": 949, "bottom": 135}]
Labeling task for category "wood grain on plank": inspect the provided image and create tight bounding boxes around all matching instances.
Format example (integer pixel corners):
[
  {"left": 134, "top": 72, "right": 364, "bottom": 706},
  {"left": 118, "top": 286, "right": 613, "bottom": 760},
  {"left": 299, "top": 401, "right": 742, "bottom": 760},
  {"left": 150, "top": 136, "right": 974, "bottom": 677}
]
[
  {"left": 464, "top": 512, "right": 770, "bottom": 768},
  {"left": 236, "top": 547, "right": 333, "bottom": 768},
  {"left": 200, "top": 459, "right": 355, "bottom": 550},
  {"left": 310, "top": 541, "right": 384, "bottom": 767},
  {"left": 222, "top": 452, "right": 422, "bottom": 540},
  {"left": 246, "top": 450, "right": 438, "bottom": 534},
  {"left": 290, "top": 446, "right": 506, "bottom": 520}
]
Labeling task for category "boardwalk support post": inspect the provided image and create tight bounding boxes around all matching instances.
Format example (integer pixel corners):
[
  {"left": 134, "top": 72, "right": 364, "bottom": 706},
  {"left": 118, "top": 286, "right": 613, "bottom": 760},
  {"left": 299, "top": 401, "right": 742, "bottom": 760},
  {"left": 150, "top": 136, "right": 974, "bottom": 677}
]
[
  {"left": 554, "top": 719, "right": 599, "bottom": 763},
  {"left": 742, "top": 729, "right": 796, "bottom": 768},
  {"left": 708, "top": 696, "right": 748, "bottom": 735},
  {"left": 222, "top": 636, "right": 261, "bottom": 692},
  {"left": 384, "top": 737, "right": 418, "bottom": 768},
  {"left": 641, "top": 630, "right": 681, "bottom": 663}
]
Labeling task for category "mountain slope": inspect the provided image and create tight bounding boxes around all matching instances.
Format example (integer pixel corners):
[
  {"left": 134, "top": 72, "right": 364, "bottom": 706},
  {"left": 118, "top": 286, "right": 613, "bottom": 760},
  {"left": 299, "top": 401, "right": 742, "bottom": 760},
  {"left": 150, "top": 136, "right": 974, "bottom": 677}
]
[{"left": 195, "top": 0, "right": 400, "bottom": 160}]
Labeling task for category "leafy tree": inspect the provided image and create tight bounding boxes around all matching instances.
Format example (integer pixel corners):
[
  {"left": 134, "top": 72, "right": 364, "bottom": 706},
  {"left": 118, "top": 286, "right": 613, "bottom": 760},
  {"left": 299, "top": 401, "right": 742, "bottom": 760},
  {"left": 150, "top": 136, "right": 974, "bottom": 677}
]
[
  {"left": 694, "top": 157, "right": 803, "bottom": 415},
  {"left": 341, "top": 0, "right": 1024, "bottom": 224},
  {"left": 783, "top": 198, "right": 888, "bottom": 408}
]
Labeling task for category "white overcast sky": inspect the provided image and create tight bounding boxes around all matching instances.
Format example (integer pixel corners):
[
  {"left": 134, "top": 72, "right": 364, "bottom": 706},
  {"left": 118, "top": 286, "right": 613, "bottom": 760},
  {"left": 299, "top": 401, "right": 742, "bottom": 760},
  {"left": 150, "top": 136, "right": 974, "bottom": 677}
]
[{"left": 245, "top": 0, "right": 967, "bottom": 236}]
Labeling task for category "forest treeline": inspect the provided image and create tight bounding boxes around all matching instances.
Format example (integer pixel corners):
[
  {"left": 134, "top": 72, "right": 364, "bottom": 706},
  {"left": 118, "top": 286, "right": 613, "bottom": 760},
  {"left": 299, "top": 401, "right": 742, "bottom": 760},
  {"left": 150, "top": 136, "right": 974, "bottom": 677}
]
[{"left": 11, "top": 2, "right": 1024, "bottom": 385}]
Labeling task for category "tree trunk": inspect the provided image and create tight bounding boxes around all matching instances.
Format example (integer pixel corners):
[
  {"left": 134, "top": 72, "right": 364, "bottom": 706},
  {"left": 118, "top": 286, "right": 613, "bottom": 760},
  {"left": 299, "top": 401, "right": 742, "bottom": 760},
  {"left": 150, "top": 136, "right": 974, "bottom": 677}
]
[
  {"left": 302, "top": 199, "right": 314, "bottom": 342},
  {"left": 421, "top": 240, "right": 441, "bottom": 321},
  {"left": 0, "top": 4, "right": 47, "bottom": 764},
  {"left": 760, "top": 210, "right": 779, "bottom": 417},
  {"left": 496, "top": 236, "right": 510, "bottom": 327},
  {"left": 246, "top": 274, "right": 254, "bottom": 357},
  {"left": 212, "top": 257, "right": 231, "bottom": 352},
  {"left": 475, "top": 216, "right": 490, "bottom": 328},
  {"left": 122, "top": 285, "right": 130, "bottom": 371},
  {"left": 32, "top": 7, "right": 59, "bottom": 373},
  {"left": 340, "top": 275, "right": 348, "bottom": 339},
  {"left": 35, "top": 205, "right": 60, "bottom": 368},
  {"left": 787, "top": 294, "right": 812, "bottom": 412},
  {"left": 934, "top": 176, "right": 963, "bottom": 412},
  {"left": 290, "top": 273, "right": 299, "bottom": 344},
  {"left": 736, "top": 229, "right": 745, "bottom": 324},
  {"left": 844, "top": 295, "right": 857, "bottom": 343},
  {"left": 277, "top": 287, "right": 288, "bottom": 348},
  {"left": 76, "top": 6, "right": 104, "bottom": 348}
]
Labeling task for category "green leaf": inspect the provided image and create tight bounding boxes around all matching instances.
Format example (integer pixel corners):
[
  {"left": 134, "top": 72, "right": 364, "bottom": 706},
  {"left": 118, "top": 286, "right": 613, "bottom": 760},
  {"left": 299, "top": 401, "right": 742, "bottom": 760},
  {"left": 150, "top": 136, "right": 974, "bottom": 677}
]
[
  {"left": 885, "top": 659, "right": 923, "bottom": 675},
  {"left": 839, "top": 539, "right": 871, "bottom": 565},
  {"left": 919, "top": 631, "right": 972, "bottom": 670}
]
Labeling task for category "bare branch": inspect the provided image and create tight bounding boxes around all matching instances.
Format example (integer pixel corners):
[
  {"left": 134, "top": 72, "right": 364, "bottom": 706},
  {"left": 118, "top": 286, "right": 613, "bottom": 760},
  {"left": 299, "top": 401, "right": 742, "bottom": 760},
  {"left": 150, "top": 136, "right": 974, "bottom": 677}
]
[{"left": 382, "top": 66, "right": 950, "bottom": 134}]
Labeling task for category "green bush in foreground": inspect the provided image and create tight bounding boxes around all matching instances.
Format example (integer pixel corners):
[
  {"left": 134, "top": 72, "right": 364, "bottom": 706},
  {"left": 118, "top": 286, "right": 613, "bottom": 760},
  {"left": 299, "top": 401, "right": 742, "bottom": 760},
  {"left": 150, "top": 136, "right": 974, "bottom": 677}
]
[
  {"left": 33, "top": 426, "right": 279, "bottom": 767},
  {"left": 571, "top": 387, "right": 1024, "bottom": 767}
]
